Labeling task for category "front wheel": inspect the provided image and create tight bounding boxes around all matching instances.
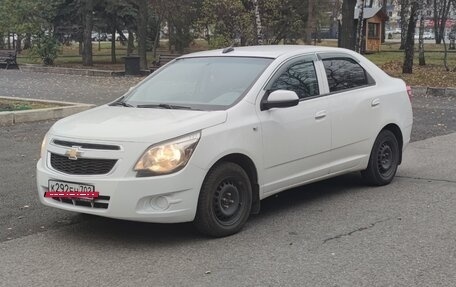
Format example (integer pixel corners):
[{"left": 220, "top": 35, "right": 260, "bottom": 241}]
[
  {"left": 361, "top": 130, "right": 400, "bottom": 186},
  {"left": 194, "top": 162, "right": 252, "bottom": 237}
]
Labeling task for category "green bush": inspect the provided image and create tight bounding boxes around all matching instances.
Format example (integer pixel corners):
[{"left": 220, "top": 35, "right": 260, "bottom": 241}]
[
  {"left": 31, "top": 33, "right": 60, "bottom": 66},
  {"left": 208, "top": 35, "right": 232, "bottom": 49}
]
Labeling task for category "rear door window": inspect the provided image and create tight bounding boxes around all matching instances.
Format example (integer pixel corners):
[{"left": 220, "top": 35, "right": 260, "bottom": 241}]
[{"left": 322, "top": 58, "right": 369, "bottom": 92}]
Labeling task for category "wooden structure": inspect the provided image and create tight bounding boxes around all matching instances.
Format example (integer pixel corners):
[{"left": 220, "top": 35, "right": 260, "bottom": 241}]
[{"left": 354, "top": 7, "right": 389, "bottom": 53}]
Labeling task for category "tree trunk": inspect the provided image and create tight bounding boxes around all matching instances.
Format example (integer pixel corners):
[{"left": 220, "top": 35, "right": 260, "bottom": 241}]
[
  {"left": 356, "top": 0, "right": 366, "bottom": 53},
  {"left": 0, "top": 34, "right": 4, "bottom": 49},
  {"left": 153, "top": 20, "right": 161, "bottom": 60},
  {"left": 82, "top": 0, "right": 93, "bottom": 66},
  {"left": 168, "top": 22, "right": 174, "bottom": 52},
  {"left": 137, "top": 0, "right": 148, "bottom": 70},
  {"left": 111, "top": 26, "right": 117, "bottom": 64},
  {"left": 127, "top": 29, "right": 134, "bottom": 55},
  {"left": 16, "top": 35, "right": 22, "bottom": 53},
  {"left": 381, "top": 0, "right": 387, "bottom": 43},
  {"left": 252, "top": 0, "right": 264, "bottom": 45},
  {"left": 419, "top": 10, "right": 425, "bottom": 66},
  {"left": 7, "top": 32, "right": 11, "bottom": 49},
  {"left": 24, "top": 33, "right": 31, "bottom": 50},
  {"left": 400, "top": 0, "right": 409, "bottom": 50},
  {"left": 437, "top": 0, "right": 451, "bottom": 45},
  {"left": 443, "top": 35, "right": 449, "bottom": 71},
  {"left": 305, "top": 0, "right": 314, "bottom": 44},
  {"left": 79, "top": 41, "right": 83, "bottom": 56},
  {"left": 339, "top": 0, "right": 357, "bottom": 50},
  {"left": 403, "top": 1, "right": 419, "bottom": 74}
]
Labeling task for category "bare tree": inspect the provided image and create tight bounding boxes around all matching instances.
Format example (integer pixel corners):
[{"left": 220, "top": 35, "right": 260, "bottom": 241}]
[
  {"left": 252, "top": 0, "right": 264, "bottom": 44},
  {"left": 339, "top": 0, "right": 357, "bottom": 50},
  {"left": 403, "top": 1, "right": 419, "bottom": 73},
  {"left": 399, "top": 0, "right": 410, "bottom": 50},
  {"left": 418, "top": 3, "right": 426, "bottom": 65},
  {"left": 381, "top": 0, "right": 388, "bottom": 43},
  {"left": 137, "top": 0, "right": 148, "bottom": 70},
  {"left": 356, "top": 0, "right": 366, "bottom": 53},
  {"left": 305, "top": 0, "right": 315, "bottom": 44},
  {"left": 433, "top": 0, "right": 452, "bottom": 44},
  {"left": 82, "top": 0, "right": 94, "bottom": 66}
]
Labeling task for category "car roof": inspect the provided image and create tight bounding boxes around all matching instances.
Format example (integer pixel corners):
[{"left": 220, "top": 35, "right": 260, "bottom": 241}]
[{"left": 179, "top": 45, "right": 348, "bottom": 59}]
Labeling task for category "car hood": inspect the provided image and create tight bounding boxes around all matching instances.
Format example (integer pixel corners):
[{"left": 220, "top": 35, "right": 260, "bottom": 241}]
[{"left": 50, "top": 105, "right": 227, "bottom": 143}]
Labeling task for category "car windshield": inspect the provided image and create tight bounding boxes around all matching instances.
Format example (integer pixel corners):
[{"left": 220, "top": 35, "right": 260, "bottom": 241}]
[{"left": 123, "top": 57, "right": 273, "bottom": 110}]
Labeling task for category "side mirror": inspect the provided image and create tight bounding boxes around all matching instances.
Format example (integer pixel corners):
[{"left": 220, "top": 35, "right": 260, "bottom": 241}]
[{"left": 260, "top": 90, "right": 299, "bottom": 111}]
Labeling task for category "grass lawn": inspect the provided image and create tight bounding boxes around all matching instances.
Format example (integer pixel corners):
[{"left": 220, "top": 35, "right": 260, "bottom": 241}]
[
  {"left": 0, "top": 99, "right": 61, "bottom": 112},
  {"left": 16, "top": 40, "right": 456, "bottom": 88}
]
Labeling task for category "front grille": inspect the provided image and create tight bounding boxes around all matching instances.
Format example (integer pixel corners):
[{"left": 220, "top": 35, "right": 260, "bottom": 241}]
[
  {"left": 52, "top": 195, "right": 110, "bottom": 209},
  {"left": 53, "top": 139, "right": 120, "bottom": 151},
  {"left": 50, "top": 153, "right": 117, "bottom": 175}
]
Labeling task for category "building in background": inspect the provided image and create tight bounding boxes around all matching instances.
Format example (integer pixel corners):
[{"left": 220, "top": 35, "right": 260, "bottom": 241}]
[{"left": 354, "top": 7, "right": 389, "bottom": 53}]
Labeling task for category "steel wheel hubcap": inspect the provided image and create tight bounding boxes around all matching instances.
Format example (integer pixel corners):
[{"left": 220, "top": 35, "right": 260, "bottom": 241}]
[
  {"left": 213, "top": 180, "right": 243, "bottom": 224},
  {"left": 377, "top": 142, "right": 394, "bottom": 176}
]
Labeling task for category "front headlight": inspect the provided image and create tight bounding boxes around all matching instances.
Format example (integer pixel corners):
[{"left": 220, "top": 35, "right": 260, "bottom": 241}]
[
  {"left": 40, "top": 134, "right": 48, "bottom": 159},
  {"left": 134, "top": 131, "right": 201, "bottom": 176}
]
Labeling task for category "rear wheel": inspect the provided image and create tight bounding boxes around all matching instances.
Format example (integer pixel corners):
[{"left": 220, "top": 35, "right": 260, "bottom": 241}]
[
  {"left": 362, "top": 130, "right": 400, "bottom": 186},
  {"left": 194, "top": 162, "right": 252, "bottom": 237}
]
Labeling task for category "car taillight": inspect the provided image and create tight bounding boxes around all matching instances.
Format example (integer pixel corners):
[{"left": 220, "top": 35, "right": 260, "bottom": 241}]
[{"left": 406, "top": 85, "right": 413, "bottom": 102}]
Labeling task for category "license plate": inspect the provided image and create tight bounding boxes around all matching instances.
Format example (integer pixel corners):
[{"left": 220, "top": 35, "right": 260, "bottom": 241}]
[{"left": 46, "top": 180, "right": 98, "bottom": 198}]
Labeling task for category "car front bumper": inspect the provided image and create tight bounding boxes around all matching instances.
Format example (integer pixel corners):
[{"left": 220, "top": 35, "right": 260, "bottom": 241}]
[{"left": 36, "top": 158, "right": 207, "bottom": 223}]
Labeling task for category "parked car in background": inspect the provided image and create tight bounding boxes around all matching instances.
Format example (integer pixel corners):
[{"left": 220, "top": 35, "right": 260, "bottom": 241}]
[
  {"left": 106, "top": 31, "right": 129, "bottom": 42},
  {"left": 423, "top": 32, "right": 435, "bottom": 40},
  {"left": 37, "top": 45, "right": 413, "bottom": 237},
  {"left": 116, "top": 30, "right": 129, "bottom": 41},
  {"left": 414, "top": 32, "right": 436, "bottom": 40},
  {"left": 92, "top": 32, "right": 108, "bottom": 41}
]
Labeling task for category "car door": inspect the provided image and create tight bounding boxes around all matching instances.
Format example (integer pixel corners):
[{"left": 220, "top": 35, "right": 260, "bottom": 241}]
[
  {"left": 257, "top": 55, "right": 332, "bottom": 195},
  {"left": 317, "top": 54, "right": 382, "bottom": 173}
]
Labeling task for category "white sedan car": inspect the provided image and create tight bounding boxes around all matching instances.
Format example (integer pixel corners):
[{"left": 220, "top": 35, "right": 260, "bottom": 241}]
[{"left": 37, "top": 45, "right": 413, "bottom": 237}]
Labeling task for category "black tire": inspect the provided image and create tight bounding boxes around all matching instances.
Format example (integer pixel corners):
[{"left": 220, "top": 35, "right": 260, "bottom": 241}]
[
  {"left": 194, "top": 162, "right": 252, "bottom": 237},
  {"left": 361, "top": 130, "right": 400, "bottom": 186}
]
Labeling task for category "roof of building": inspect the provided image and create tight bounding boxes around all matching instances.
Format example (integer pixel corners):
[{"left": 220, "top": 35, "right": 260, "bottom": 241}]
[{"left": 354, "top": 7, "right": 389, "bottom": 20}]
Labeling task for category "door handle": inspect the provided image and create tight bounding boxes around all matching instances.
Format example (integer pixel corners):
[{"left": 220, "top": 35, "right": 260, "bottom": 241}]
[
  {"left": 315, "top": 110, "right": 327, "bottom": 120},
  {"left": 371, "top": 98, "right": 380, "bottom": 107}
]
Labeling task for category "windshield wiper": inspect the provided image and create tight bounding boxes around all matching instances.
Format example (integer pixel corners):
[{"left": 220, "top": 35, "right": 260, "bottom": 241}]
[
  {"left": 136, "top": 103, "right": 193, "bottom": 110},
  {"left": 109, "top": 101, "right": 134, "bottom": 107}
]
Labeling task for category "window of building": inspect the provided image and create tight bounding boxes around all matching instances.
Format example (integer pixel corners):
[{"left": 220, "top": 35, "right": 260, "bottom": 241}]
[{"left": 368, "top": 23, "right": 380, "bottom": 39}]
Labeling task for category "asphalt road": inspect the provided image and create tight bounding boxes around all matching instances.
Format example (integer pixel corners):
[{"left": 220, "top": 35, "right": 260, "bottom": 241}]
[
  {"left": 0, "top": 133, "right": 455, "bottom": 287},
  {"left": 1, "top": 70, "right": 456, "bottom": 286}
]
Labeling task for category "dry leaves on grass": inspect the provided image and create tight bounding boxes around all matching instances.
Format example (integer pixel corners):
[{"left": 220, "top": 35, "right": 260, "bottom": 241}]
[{"left": 380, "top": 61, "right": 456, "bottom": 88}]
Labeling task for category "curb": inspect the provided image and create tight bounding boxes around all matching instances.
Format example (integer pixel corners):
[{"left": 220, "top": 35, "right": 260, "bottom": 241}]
[
  {"left": 19, "top": 64, "right": 125, "bottom": 77},
  {"left": 411, "top": 86, "right": 456, "bottom": 97},
  {"left": 0, "top": 96, "right": 95, "bottom": 126}
]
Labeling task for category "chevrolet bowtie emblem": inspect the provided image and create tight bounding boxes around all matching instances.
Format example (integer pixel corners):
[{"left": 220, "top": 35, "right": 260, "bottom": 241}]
[{"left": 65, "top": 146, "right": 82, "bottom": 160}]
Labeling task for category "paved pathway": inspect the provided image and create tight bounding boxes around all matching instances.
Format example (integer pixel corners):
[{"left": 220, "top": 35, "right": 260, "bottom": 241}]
[{"left": 0, "top": 70, "right": 143, "bottom": 105}]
